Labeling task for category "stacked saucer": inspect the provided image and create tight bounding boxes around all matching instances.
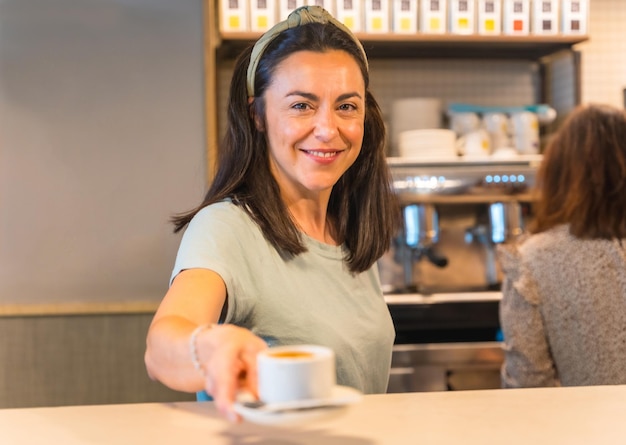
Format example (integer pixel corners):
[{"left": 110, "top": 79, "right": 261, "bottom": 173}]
[{"left": 398, "top": 129, "right": 458, "bottom": 160}]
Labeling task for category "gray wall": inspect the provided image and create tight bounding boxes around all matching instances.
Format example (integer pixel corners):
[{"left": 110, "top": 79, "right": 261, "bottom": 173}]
[{"left": 0, "top": 0, "right": 207, "bottom": 305}]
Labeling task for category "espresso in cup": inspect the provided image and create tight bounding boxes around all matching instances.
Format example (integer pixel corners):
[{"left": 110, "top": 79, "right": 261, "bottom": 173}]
[
  {"left": 267, "top": 351, "right": 315, "bottom": 359},
  {"left": 257, "top": 345, "right": 336, "bottom": 404}
]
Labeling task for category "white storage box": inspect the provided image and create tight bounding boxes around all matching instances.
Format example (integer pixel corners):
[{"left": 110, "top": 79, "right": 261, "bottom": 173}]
[
  {"left": 250, "top": 0, "right": 278, "bottom": 32},
  {"left": 561, "top": 0, "right": 588, "bottom": 35},
  {"left": 532, "top": 0, "right": 559, "bottom": 35},
  {"left": 219, "top": 0, "right": 249, "bottom": 32},
  {"left": 477, "top": 0, "right": 501, "bottom": 35},
  {"left": 503, "top": 0, "right": 529, "bottom": 35},
  {"left": 420, "top": 0, "right": 447, "bottom": 34},
  {"left": 308, "top": 0, "right": 336, "bottom": 15},
  {"left": 392, "top": 0, "right": 418, "bottom": 34},
  {"left": 278, "top": 0, "right": 307, "bottom": 20},
  {"left": 449, "top": 0, "right": 475, "bottom": 35},
  {"left": 364, "top": 0, "right": 390, "bottom": 33},
  {"left": 336, "top": 0, "right": 364, "bottom": 32}
]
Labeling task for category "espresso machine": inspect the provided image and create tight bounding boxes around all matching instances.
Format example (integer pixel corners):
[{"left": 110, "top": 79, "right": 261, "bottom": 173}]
[
  {"left": 380, "top": 156, "right": 537, "bottom": 294},
  {"left": 379, "top": 155, "right": 541, "bottom": 393}
]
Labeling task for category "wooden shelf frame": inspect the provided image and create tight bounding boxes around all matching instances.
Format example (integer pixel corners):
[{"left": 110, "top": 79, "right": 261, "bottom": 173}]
[{"left": 216, "top": 32, "right": 589, "bottom": 60}]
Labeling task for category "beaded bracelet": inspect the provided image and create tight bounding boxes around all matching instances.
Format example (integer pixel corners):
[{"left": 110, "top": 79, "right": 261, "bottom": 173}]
[{"left": 189, "top": 323, "right": 215, "bottom": 372}]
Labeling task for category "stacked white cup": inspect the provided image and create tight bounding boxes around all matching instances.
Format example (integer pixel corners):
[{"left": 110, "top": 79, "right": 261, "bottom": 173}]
[{"left": 510, "top": 111, "right": 540, "bottom": 154}]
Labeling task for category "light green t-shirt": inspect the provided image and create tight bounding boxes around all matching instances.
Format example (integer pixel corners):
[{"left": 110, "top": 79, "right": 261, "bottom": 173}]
[{"left": 171, "top": 200, "right": 395, "bottom": 394}]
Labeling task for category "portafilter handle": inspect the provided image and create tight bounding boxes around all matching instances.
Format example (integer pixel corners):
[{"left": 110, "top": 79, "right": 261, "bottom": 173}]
[{"left": 424, "top": 247, "right": 448, "bottom": 268}]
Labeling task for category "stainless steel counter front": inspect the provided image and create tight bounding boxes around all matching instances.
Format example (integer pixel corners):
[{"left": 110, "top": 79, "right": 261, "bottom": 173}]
[{"left": 385, "top": 291, "right": 504, "bottom": 393}]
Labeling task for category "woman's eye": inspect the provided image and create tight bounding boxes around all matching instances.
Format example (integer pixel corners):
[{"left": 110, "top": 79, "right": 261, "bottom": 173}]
[
  {"left": 339, "top": 103, "right": 357, "bottom": 112},
  {"left": 292, "top": 102, "right": 310, "bottom": 110}
]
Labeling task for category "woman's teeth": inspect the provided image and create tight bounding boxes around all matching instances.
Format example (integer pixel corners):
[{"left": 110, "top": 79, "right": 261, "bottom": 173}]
[{"left": 307, "top": 150, "right": 336, "bottom": 158}]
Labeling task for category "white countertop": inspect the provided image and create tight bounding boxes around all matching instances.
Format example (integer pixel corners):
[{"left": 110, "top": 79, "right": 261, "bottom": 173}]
[{"left": 2, "top": 385, "right": 625, "bottom": 444}]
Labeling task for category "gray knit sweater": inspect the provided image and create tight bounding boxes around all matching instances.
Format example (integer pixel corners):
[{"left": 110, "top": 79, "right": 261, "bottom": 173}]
[{"left": 497, "top": 224, "right": 626, "bottom": 388}]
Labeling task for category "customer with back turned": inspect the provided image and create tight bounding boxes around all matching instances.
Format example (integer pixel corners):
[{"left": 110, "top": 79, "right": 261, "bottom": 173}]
[
  {"left": 144, "top": 6, "right": 400, "bottom": 422},
  {"left": 498, "top": 103, "right": 626, "bottom": 388}
]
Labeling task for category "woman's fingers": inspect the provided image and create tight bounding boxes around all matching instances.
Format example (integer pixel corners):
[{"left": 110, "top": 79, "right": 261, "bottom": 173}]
[
  {"left": 240, "top": 340, "right": 266, "bottom": 397},
  {"left": 207, "top": 344, "right": 243, "bottom": 421},
  {"left": 202, "top": 325, "right": 268, "bottom": 422}
]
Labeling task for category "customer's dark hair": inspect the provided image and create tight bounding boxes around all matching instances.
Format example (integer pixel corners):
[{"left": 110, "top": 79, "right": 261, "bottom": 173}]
[
  {"left": 172, "top": 22, "right": 400, "bottom": 273},
  {"left": 532, "top": 103, "right": 626, "bottom": 238}
]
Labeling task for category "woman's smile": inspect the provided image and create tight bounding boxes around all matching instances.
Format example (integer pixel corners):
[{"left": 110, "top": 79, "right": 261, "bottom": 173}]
[{"left": 300, "top": 148, "right": 344, "bottom": 162}]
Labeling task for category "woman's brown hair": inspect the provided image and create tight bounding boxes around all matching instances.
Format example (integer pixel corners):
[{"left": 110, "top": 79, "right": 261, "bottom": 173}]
[
  {"left": 532, "top": 103, "right": 626, "bottom": 238},
  {"left": 171, "top": 22, "right": 400, "bottom": 273}
]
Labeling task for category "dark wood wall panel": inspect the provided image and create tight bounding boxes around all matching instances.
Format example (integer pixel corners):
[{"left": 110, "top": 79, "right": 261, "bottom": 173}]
[{"left": 0, "top": 313, "right": 196, "bottom": 408}]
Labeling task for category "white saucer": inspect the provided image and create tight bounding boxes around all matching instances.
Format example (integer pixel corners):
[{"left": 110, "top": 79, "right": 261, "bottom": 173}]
[
  {"left": 233, "top": 385, "right": 362, "bottom": 426},
  {"left": 491, "top": 147, "right": 520, "bottom": 159}
]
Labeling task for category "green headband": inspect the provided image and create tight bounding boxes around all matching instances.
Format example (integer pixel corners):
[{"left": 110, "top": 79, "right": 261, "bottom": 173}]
[{"left": 246, "top": 5, "right": 368, "bottom": 97}]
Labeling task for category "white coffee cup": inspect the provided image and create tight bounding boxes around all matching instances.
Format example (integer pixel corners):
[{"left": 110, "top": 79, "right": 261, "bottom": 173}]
[
  {"left": 449, "top": 112, "right": 481, "bottom": 136},
  {"left": 511, "top": 111, "right": 540, "bottom": 154},
  {"left": 257, "top": 345, "right": 336, "bottom": 404},
  {"left": 456, "top": 128, "right": 491, "bottom": 157},
  {"left": 482, "top": 112, "right": 511, "bottom": 151}
]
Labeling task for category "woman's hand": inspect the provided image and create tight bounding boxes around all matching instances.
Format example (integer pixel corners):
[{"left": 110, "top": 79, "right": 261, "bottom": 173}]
[
  {"left": 196, "top": 324, "right": 268, "bottom": 422},
  {"left": 144, "top": 269, "right": 268, "bottom": 422}
]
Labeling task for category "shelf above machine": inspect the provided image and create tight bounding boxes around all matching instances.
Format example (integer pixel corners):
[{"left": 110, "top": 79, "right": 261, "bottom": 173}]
[
  {"left": 395, "top": 191, "right": 536, "bottom": 205},
  {"left": 216, "top": 33, "right": 589, "bottom": 60},
  {"left": 386, "top": 154, "right": 543, "bottom": 168}
]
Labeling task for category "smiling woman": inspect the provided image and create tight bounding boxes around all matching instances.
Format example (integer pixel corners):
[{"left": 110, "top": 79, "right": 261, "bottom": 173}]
[{"left": 144, "top": 5, "right": 400, "bottom": 424}]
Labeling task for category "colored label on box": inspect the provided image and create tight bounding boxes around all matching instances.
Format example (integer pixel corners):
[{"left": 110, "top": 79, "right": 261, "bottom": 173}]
[{"left": 229, "top": 16, "right": 240, "bottom": 29}]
